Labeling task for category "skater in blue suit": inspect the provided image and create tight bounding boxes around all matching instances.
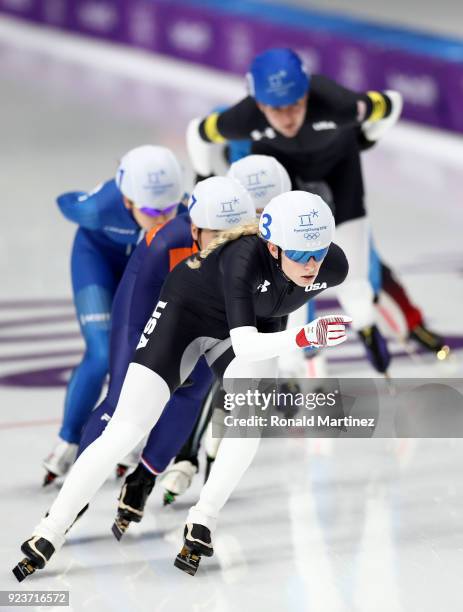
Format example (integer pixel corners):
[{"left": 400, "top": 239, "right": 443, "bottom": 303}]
[{"left": 43, "top": 145, "right": 184, "bottom": 485}]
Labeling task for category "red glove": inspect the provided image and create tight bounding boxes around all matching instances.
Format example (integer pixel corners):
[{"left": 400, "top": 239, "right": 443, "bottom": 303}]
[{"left": 296, "top": 315, "right": 352, "bottom": 348}]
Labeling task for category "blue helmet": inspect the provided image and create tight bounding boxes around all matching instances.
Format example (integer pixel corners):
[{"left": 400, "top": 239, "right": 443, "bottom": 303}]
[{"left": 247, "top": 48, "right": 310, "bottom": 107}]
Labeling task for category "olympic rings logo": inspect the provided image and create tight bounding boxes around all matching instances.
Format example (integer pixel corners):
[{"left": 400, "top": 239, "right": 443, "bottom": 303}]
[
  {"left": 304, "top": 231, "right": 320, "bottom": 240},
  {"left": 226, "top": 216, "right": 241, "bottom": 224}
]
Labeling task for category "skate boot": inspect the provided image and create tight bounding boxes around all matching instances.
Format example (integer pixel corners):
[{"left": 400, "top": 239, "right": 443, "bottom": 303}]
[
  {"left": 409, "top": 324, "right": 450, "bottom": 360},
  {"left": 358, "top": 324, "right": 391, "bottom": 374},
  {"left": 43, "top": 439, "right": 78, "bottom": 486},
  {"left": 174, "top": 523, "right": 214, "bottom": 576},
  {"left": 12, "top": 537, "right": 55, "bottom": 582},
  {"left": 160, "top": 459, "right": 198, "bottom": 506},
  {"left": 111, "top": 464, "right": 156, "bottom": 541}
]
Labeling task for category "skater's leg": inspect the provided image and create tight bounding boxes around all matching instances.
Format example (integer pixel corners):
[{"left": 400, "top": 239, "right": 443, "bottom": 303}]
[
  {"left": 140, "top": 358, "right": 213, "bottom": 474},
  {"left": 58, "top": 296, "right": 111, "bottom": 443},
  {"left": 59, "top": 229, "right": 124, "bottom": 444},
  {"left": 34, "top": 364, "right": 171, "bottom": 548},
  {"left": 171, "top": 382, "right": 219, "bottom": 466},
  {"left": 76, "top": 267, "right": 153, "bottom": 461},
  {"left": 334, "top": 217, "right": 374, "bottom": 330},
  {"left": 322, "top": 142, "right": 391, "bottom": 373},
  {"left": 380, "top": 262, "right": 422, "bottom": 330},
  {"left": 35, "top": 296, "right": 216, "bottom": 547},
  {"left": 112, "top": 362, "right": 213, "bottom": 533},
  {"left": 111, "top": 358, "right": 212, "bottom": 515},
  {"left": 369, "top": 238, "right": 383, "bottom": 297},
  {"left": 159, "top": 381, "right": 222, "bottom": 504},
  {"left": 76, "top": 397, "right": 115, "bottom": 458},
  {"left": 186, "top": 356, "right": 278, "bottom": 532},
  {"left": 325, "top": 145, "right": 375, "bottom": 331}
]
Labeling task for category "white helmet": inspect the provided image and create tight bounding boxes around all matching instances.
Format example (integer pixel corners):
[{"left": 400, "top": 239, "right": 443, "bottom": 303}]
[
  {"left": 259, "top": 190, "right": 335, "bottom": 251},
  {"left": 116, "top": 145, "right": 183, "bottom": 215},
  {"left": 227, "top": 154, "right": 291, "bottom": 210},
  {"left": 188, "top": 176, "right": 256, "bottom": 230}
]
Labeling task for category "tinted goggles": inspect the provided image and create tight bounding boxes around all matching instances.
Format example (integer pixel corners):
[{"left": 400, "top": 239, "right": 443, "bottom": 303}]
[
  {"left": 139, "top": 203, "right": 177, "bottom": 218},
  {"left": 284, "top": 246, "right": 329, "bottom": 263}
]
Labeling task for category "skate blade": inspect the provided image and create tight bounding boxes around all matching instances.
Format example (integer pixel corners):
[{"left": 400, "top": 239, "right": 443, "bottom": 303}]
[
  {"left": 42, "top": 471, "right": 57, "bottom": 487},
  {"left": 163, "top": 491, "right": 177, "bottom": 506},
  {"left": 111, "top": 517, "right": 130, "bottom": 541},
  {"left": 384, "top": 371, "right": 397, "bottom": 397},
  {"left": 174, "top": 546, "right": 200, "bottom": 576},
  {"left": 12, "top": 558, "right": 36, "bottom": 582}
]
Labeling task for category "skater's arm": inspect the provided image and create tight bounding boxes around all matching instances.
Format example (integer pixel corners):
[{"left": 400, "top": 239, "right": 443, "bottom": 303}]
[
  {"left": 56, "top": 180, "right": 115, "bottom": 229},
  {"left": 221, "top": 242, "right": 350, "bottom": 361},
  {"left": 360, "top": 90, "right": 403, "bottom": 143},
  {"left": 314, "top": 75, "right": 400, "bottom": 129},
  {"left": 187, "top": 99, "right": 259, "bottom": 176},
  {"left": 230, "top": 315, "right": 351, "bottom": 361}
]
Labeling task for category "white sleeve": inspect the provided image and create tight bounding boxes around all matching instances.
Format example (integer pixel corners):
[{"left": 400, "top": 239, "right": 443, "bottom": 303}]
[
  {"left": 230, "top": 325, "right": 301, "bottom": 361},
  {"left": 186, "top": 117, "right": 216, "bottom": 177},
  {"left": 361, "top": 90, "right": 403, "bottom": 142}
]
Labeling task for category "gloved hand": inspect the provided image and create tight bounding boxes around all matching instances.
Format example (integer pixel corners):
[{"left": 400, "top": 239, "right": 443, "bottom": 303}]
[
  {"left": 296, "top": 315, "right": 352, "bottom": 348},
  {"left": 361, "top": 90, "right": 403, "bottom": 142}
]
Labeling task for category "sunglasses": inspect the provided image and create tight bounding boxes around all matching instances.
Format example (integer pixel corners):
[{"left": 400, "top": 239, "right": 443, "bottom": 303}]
[
  {"left": 284, "top": 246, "right": 329, "bottom": 263},
  {"left": 139, "top": 203, "right": 177, "bottom": 218}
]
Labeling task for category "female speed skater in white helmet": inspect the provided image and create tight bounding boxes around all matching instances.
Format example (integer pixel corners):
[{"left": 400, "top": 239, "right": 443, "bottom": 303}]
[
  {"left": 157, "top": 154, "right": 293, "bottom": 505},
  {"left": 43, "top": 146, "right": 184, "bottom": 486},
  {"left": 73, "top": 176, "right": 256, "bottom": 538},
  {"left": 13, "top": 189, "right": 350, "bottom": 581},
  {"left": 81, "top": 156, "right": 292, "bottom": 533}
]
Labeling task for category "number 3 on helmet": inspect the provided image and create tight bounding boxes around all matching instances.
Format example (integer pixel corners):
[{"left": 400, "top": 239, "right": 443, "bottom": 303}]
[{"left": 260, "top": 213, "right": 272, "bottom": 240}]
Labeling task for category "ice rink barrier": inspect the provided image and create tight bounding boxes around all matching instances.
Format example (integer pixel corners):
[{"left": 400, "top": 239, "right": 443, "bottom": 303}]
[{"left": 1, "top": 0, "right": 463, "bottom": 133}]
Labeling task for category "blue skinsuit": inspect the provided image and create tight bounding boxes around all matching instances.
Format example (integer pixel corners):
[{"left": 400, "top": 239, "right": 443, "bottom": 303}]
[{"left": 58, "top": 179, "right": 142, "bottom": 443}]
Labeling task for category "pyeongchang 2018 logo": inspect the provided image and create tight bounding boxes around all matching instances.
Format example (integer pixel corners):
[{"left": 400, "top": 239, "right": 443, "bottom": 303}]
[
  {"left": 246, "top": 171, "right": 265, "bottom": 187},
  {"left": 266, "top": 70, "right": 296, "bottom": 99},
  {"left": 217, "top": 197, "right": 242, "bottom": 224},
  {"left": 294, "top": 210, "right": 323, "bottom": 240},
  {"left": 245, "top": 170, "right": 275, "bottom": 201},
  {"left": 144, "top": 170, "right": 174, "bottom": 197}
]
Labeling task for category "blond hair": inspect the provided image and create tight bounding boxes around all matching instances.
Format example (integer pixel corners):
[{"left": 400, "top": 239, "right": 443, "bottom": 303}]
[{"left": 187, "top": 220, "right": 260, "bottom": 269}]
